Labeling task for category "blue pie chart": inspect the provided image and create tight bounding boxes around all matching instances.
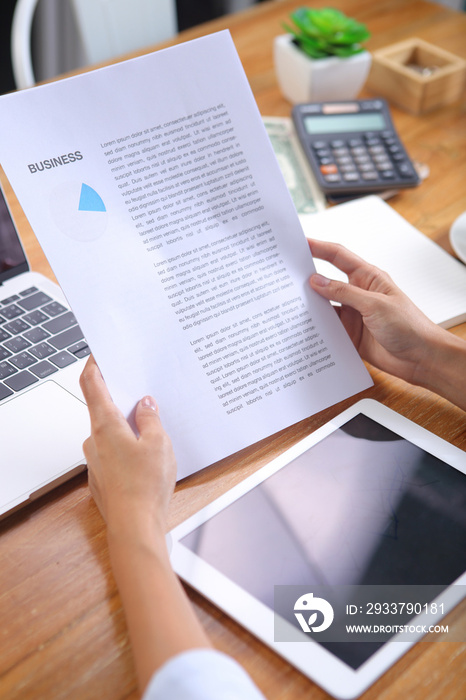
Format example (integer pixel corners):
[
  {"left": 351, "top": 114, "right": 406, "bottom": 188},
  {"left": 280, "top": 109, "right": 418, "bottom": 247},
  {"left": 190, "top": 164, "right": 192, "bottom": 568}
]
[
  {"left": 78, "top": 183, "right": 106, "bottom": 213},
  {"left": 50, "top": 181, "right": 108, "bottom": 241}
]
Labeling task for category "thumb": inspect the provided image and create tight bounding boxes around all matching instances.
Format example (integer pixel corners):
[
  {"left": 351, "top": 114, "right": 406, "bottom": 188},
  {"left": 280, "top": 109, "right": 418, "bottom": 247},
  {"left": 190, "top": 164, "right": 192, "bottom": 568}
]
[
  {"left": 134, "top": 395, "right": 161, "bottom": 436},
  {"left": 310, "top": 273, "right": 374, "bottom": 316}
]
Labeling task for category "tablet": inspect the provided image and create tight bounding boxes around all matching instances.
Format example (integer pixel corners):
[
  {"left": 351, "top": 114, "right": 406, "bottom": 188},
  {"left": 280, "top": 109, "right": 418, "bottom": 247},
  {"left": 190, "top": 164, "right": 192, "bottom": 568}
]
[{"left": 170, "top": 399, "right": 466, "bottom": 699}]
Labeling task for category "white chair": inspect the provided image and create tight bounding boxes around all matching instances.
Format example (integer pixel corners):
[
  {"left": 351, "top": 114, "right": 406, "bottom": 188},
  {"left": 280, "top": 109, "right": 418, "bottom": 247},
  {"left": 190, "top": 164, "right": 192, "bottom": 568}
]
[{"left": 11, "top": 0, "right": 178, "bottom": 90}]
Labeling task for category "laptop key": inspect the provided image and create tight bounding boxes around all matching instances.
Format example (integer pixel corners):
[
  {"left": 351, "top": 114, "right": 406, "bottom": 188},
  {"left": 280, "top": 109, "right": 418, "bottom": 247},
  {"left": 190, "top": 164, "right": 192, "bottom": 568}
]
[
  {"left": 23, "top": 327, "right": 50, "bottom": 344},
  {"left": 9, "top": 352, "right": 37, "bottom": 369},
  {"left": 42, "top": 301, "right": 67, "bottom": 317},
  {"left": 0, "top": 294, "right": 20, "bottom": 305},
  {"left": 4, "top": 318, "right": 30, "bottom": 335},
  {"left": 17, "top": 291, "right": 52, "bottom": 311},
  {"left": 0, "top": 346, "right": 12, "bottom": 360},
  {"left": 29, "top": 342, "right": 56, "bottom": 360},
  {"left": 0, "top": 361, "right": 17, "bottom": 380},
  {"left": 0, "top": 304, "right": 24, "bottom": 321},
  {"left": 0, "top": 382, "right": 14, "bottom": 401},
  {"left": 4, "top": 336, "right": 31, "bottom": 353},
  {"left": 49, "top": 325, "right": 84, "bottom": 350},
  {"left": 0, "top": 328, "right": 11, "bottom": 342},
  {"left": 68, "top": 340, "right": 90, "bottom": 358},
  {"left": 4, "top": 370, "right": 39, "bottom": 392},
  {"left": 23, "top": 310, "right": 48, "bottom": 326},
  {"left": 50, "top": 351, "right": 77, "bottom": 368},
  {"left": 75, "top": 346, "right": 91, "bottom": 359},
  {"left": 30, "top": 360, "right": 59, "bottom": 379},
  {"left": 19, "top": 286, "right": 38, "bottom": 296},
  {"left": 43, "top": 311, "right": 77, "bottom": 335}
]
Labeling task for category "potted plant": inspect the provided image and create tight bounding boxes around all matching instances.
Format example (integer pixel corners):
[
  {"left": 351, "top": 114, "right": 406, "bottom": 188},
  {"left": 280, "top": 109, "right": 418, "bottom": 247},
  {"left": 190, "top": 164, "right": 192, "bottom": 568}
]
[{"left": 274, "top": 7, "right": 371, "bottom": 103}]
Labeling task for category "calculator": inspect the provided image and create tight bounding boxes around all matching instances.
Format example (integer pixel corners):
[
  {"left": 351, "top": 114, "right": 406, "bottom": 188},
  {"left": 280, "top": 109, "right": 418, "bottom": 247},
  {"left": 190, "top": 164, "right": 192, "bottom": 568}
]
[{"left": 292, "top": 99, "right": 420, "bottom": 197}]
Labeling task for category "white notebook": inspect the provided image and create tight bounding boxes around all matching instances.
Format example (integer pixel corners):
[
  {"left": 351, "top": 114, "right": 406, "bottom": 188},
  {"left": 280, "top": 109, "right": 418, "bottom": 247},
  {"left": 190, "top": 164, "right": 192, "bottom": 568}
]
[{"left": 300, "top": 196, "right": 466, "bottom": 329}]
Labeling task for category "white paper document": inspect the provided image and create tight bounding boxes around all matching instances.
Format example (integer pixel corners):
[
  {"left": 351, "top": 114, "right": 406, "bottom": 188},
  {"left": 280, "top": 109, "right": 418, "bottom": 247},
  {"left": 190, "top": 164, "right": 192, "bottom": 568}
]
[{"left": 0, "top": 32, "right": 372, "bottom": 478}]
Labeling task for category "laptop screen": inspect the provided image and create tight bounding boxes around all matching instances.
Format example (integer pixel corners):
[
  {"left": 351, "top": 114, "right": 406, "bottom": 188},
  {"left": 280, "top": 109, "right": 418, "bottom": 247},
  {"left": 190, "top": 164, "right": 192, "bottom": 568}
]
[{"left": 0, "top": 186, "right": 28, "bottom": 283}]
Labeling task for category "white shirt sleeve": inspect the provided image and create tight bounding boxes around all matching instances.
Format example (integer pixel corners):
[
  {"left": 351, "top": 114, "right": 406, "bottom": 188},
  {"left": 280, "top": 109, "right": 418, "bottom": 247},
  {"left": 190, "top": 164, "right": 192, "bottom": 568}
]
[{"left": 142, "top": 648, "right": 267, "bottom": 700}]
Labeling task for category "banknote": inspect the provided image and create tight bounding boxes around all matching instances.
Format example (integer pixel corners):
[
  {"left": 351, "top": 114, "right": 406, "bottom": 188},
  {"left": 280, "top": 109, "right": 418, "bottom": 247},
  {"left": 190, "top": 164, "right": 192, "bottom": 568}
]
[{"left": 263, "top": 116, "right": 326, "bottom": 214}]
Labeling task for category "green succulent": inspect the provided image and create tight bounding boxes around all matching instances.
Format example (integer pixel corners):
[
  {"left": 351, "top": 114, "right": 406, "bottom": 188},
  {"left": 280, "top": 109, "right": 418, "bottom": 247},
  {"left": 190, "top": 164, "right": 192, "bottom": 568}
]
[{"left": 283, "top": 7, "right": 370, "bottom": 59}]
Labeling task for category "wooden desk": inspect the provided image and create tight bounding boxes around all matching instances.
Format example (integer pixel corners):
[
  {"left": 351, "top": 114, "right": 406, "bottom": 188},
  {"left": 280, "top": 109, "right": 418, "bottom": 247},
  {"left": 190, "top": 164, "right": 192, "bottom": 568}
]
[{"left": 1, "top": 1, "right": 465, "bottom": 698}]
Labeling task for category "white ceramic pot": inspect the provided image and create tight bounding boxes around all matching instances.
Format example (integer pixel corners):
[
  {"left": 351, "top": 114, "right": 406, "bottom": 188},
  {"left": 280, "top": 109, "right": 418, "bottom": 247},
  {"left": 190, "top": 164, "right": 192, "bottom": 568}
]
[{"left": 274, "top": 34, "right": 372, "bottom": 104}]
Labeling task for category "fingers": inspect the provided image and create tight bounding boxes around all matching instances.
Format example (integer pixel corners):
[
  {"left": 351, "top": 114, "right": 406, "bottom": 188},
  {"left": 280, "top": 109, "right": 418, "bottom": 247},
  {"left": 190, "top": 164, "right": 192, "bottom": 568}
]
[
  {"left": 80, "top": 356, "right": 164, "bottom": 443},
  {"left": 80, "top": 356, "right": 113, "bottom": 415},
  {"left": 308, "top": 238, "right": 396, "bottom": 296},
  {"left": 310, "top": 270, "right": 380, "bottom": 317},
  {"left": 80, "top": 356, "right": 134, "bottom": 449},
  {"left": 134, "top": 395, "right": 163, "bottom": 439},
  {"left": 308, "top": 238, "right": 367, "bottom": 277}
]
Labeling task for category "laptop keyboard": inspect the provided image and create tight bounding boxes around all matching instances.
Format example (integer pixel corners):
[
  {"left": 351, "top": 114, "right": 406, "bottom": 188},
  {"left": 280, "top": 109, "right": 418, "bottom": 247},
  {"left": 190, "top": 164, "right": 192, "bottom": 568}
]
[{"left": 0, "top": 286, "right": 90, "bottom": 402}]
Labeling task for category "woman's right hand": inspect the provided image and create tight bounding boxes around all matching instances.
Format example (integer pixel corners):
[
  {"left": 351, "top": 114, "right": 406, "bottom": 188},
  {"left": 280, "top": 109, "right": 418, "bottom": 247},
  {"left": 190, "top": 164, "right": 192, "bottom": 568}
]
[{"left": 308, "top": 238, "right": 446, "bottom": 388}]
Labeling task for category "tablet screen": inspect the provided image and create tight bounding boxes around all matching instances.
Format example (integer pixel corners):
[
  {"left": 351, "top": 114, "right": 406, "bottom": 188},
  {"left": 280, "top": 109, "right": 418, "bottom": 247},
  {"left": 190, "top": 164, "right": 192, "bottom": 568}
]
[{"left": 181, "top": 413, "right": 466, "bottom": 668}]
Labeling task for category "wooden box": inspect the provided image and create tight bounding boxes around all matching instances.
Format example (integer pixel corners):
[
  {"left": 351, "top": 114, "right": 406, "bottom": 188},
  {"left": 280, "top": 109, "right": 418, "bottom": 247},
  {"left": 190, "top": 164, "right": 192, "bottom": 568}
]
[{"left": 367, "top": 38, "right": 466, "bottom": 114}]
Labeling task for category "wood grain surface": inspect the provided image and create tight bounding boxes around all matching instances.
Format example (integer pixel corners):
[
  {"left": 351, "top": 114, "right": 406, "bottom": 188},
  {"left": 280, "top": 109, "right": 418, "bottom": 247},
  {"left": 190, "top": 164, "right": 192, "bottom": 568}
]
[{"left": 1, "top": 1, "right": 465, "bottom": 699}]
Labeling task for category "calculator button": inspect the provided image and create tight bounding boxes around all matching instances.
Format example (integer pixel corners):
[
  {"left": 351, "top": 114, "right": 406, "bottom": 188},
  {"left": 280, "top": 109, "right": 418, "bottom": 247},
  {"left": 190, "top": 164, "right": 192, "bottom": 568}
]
[
  {"left": 398, "top": 162, "right": 415, "bottom": 177},
  {"left": 340, "top": 164, "right": 357, "bottom": 173},
  {"left": 343, "top": 172, "right": 360, "bottom": 181},
  {"left": 388, "top": 144, "right": 401, "bottom": 153},
  {"left": 383, "top": 137, "right": 397, "bottom": 146},
  {"left": 368, "top": 145, "right": 385, "bottom": 155},
  {"left": 381, "top": 130, "right": 393, "bottom": 139},
  {"left": 350, "top": 146, "right": 368, "bottom": 156},
  {"left": 348, "top": 138, "right": 363, "bottom": 147},
  {"left": 323, "top": 173, "right": 341, "bottom": 183},
  {"left": 381, "top": 170, "right": 396, "bottom": 179},
  {"left": 362, "top": 171, "right": 378, "bottom": 180},
  {"left": 358, "top": 162, "right": 375, "bottom": 172},
  {"left": 312, "top": 141, "right": 327, "bottom": 150},
  {"left": 320, "top": 164, "right": 339, "bottom": 175},
  {"left": 315, "top": 149, "right": 332, "bottom": 159},
  {"left": 330, "top": 139, "right": 345, "bottom": 148},
  {"left": 354, "top": 155, "right": 371, "bottom": 164},
  {"left": 392, "top": 152, "right": 406, "bottom": 161},
  {"left": 318, "top": 157, "right": 334, "bottom": 166},
  {"left": 332, "top": 147, "right": 349, "bottom": 157},
  {"left": 336, "top": 156, "right": 353, "bottom": 165},
  {"left": 373, "top": 153, "right": 390, "bottom": 163},
  {"left": 376, "top": 161, "right": 394, "bottom": 171},
  {"left": 366, "top": 137, "right": 381, "bottom": 146}
]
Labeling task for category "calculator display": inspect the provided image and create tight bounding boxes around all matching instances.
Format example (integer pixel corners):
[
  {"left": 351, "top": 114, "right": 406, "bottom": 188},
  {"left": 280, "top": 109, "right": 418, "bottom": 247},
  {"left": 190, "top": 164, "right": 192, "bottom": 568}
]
[{"left": 303, "top": 113, "right": 387, "bottom": 135}]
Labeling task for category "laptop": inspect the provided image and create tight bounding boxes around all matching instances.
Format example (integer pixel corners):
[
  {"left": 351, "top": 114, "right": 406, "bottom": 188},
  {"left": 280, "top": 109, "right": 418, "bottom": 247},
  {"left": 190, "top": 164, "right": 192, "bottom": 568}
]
[{"left": 0, "top": 185, "right": 90, "bottom": 519}]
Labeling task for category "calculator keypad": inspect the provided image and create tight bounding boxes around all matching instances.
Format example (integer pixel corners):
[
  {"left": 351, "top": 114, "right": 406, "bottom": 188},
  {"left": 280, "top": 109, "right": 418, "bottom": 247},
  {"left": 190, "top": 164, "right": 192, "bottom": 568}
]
[{"left": 312, "top": 132, "right": 416, "bottom": 188}]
